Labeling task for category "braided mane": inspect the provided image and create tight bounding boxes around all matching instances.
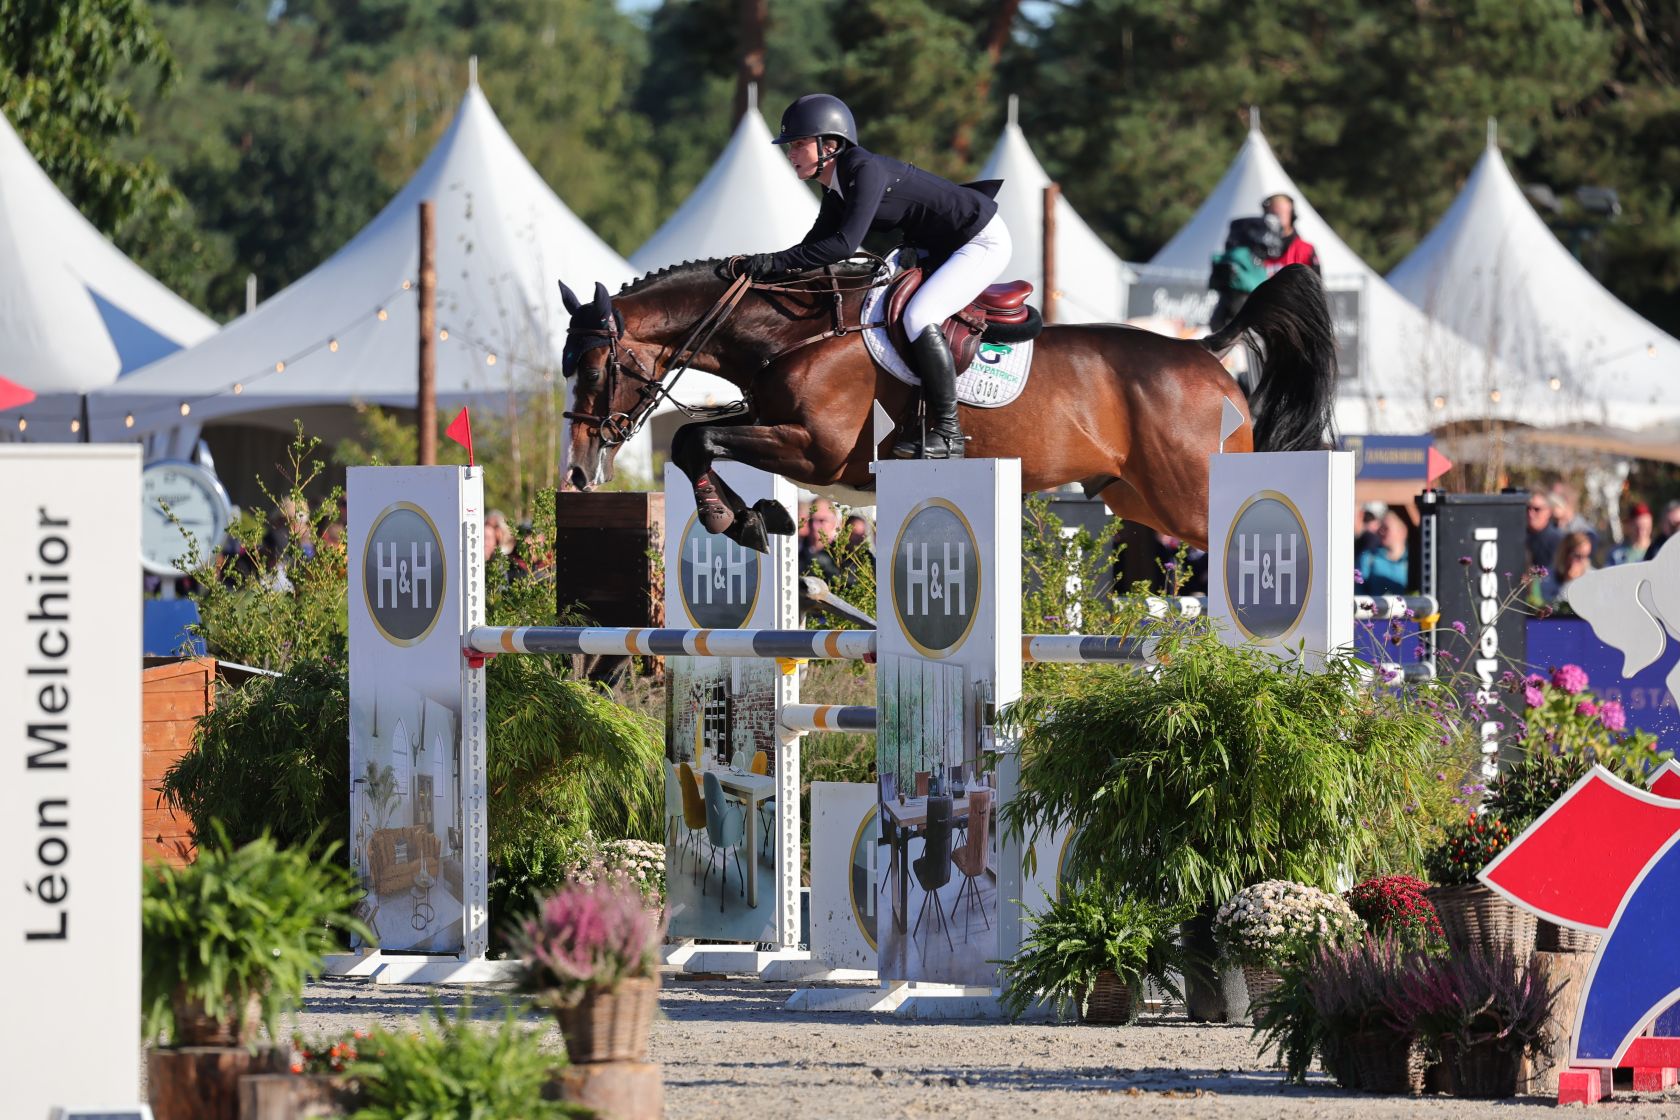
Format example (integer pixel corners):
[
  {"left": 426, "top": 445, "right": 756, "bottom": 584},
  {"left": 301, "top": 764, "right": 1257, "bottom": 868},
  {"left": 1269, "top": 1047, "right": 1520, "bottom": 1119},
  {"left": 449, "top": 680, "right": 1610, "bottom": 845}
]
[{"left": 616, "top": 257, "right": 878, "bottom": 298}]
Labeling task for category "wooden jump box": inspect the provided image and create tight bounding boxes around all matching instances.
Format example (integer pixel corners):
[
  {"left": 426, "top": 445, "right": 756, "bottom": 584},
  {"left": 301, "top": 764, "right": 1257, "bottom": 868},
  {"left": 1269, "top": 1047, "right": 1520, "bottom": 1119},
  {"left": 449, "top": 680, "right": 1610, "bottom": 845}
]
[{"left": 554, "top": 491, "right": 665, "bottom": 627}]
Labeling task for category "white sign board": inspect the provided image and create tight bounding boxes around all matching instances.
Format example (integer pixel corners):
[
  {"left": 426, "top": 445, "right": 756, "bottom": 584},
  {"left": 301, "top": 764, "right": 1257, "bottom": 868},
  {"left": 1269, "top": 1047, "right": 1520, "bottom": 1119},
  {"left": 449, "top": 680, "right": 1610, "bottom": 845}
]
[
  {"left": 1, "top": 446, "right": 142, "bottom": 1116},
  {"left": 808, "top": 781, "right": 879, "bottom": 971},
  {"left": 1208, "top": 451, "right": 1354, "bottom": 662},
  {"left": 347, "top": 466, "right": 486, "bottom": 957},
  {"left": 661, "top": 463, "right": 800, "bottom": 946},
  {"left": 873, "top": 459, "right": 1022, "bottom": 986}
]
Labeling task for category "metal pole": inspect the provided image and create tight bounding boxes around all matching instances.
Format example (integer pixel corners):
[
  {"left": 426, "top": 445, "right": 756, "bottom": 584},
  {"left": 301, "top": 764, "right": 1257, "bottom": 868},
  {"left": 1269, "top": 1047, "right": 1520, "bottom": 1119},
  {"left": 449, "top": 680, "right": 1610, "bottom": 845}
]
[
  {"left": 418, "top": 200, "right": 438, "bottom": 466},
  {"left": 1042, "top": 182, "right": 1060, "bottom": 325}
]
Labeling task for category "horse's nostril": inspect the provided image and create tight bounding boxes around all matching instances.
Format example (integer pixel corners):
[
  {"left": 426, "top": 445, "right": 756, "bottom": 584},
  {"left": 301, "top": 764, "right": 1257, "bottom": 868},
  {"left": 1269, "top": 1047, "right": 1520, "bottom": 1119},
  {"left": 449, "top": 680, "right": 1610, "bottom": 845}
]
[{"left": 566, "top": 465, "right": 592, "bottom": 492}]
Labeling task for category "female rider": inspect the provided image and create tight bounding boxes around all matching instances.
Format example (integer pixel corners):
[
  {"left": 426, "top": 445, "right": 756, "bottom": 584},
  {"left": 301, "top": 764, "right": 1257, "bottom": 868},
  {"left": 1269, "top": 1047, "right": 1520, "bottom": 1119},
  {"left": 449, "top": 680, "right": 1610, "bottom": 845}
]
[{"left": 741, "top": 93, "right": 1012, "bottom": 460}]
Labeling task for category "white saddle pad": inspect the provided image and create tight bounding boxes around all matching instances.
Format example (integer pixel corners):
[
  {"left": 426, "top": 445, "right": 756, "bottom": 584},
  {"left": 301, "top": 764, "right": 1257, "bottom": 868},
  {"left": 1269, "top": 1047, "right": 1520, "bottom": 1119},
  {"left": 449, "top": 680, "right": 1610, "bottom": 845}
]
[{"left": 859, "top": 284, "right": 1033, "bottom": 408}]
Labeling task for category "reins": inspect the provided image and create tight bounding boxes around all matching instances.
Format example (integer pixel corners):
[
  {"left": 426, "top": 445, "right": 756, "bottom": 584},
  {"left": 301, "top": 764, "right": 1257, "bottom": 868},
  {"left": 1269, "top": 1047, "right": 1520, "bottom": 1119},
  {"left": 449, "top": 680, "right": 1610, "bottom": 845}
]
[{"left": 563, "top": 254, "right": 890, "bottom": 446}]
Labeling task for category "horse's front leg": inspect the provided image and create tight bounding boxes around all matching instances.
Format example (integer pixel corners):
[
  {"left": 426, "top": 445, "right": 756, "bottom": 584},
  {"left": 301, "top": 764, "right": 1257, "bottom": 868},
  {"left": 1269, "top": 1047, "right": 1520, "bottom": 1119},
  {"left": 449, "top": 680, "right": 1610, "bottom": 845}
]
[
  {"left": 671, "top": 421, "right": 746, "bottom": 538},
  {"left": 676, "top": 420, "right": 813, "bottom": 553}
]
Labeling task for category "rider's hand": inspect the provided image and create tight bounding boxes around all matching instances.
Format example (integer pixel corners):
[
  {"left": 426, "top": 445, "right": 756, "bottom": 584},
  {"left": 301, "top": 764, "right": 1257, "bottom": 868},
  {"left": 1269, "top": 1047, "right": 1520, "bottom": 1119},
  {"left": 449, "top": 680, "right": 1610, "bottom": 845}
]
[{"left": 742, "top": 253, "right": 778, "bottom": 280}]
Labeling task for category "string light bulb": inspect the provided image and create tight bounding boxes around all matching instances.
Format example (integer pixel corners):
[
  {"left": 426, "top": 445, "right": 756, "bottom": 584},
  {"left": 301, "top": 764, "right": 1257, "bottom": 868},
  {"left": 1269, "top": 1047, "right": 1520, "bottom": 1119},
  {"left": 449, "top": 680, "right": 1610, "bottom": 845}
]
[
  {"left": 377, "top": 308, "right": 388, "bottom": 321},
  {"left": 1648, "top": 343, "right": 1657, "bottom": 357},
  {"left": 439, "top": 328, "right": 449, "bottom": 341},
  {"left": 328, "top": 338, "right": 339, "bottom": 353},
  {"left": 179, "top": 402, "right": 191, "bottom": 417},
  {"left": 402, "top": 279, "right": 413, "bottom": 290},
  {"left": 275, "top": 360, "right": 286, "bottom": 373},
  {"left": 486, "top": 353, "right": 497, "bottom": 366},
  {"left": 1548, "top": 376, "right": 1562, "bottom": 391},
  {"left": 1375, "top": 396, "right": 1388, "bottom": 412},
  {"left": 233, "top": 383, "right": 244, "bottom": 395},
  {"left": 70, "top": 419, "right": 80, "bottom": 434},
  {"left": 16, "top": 417, "right": 25, "bottom": 432},
  {"left": 1489, "top": 389, "right": 1502, "bottom": 403},
  {"left": 1431, "top": 396, "right": 1446, "bottom": 411},
  {"left": 124, "top": 414, "right": 135, "bottom": 429}
]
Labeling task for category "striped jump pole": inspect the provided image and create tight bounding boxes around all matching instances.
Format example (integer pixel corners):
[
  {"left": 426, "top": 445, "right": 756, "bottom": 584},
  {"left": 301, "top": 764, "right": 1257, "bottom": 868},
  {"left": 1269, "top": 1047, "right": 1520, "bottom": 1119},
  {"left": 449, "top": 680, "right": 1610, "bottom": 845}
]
[
  {"left": 1022, "top": 634, "right": 1153, "bottom": 664},
  {"left": 467, "top": 625, "right": 875, "bottom": 661},
  {"left": 1142, "top": 593, "right": 1438, "bottom": 624},
  {"left": 779, "top": 704, "right": 877, "bottom": 734}
]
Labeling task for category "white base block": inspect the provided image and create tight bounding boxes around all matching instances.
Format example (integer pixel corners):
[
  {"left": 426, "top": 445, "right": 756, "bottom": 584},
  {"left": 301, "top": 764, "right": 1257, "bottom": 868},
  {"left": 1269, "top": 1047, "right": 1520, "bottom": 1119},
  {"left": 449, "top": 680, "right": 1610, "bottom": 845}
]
[
  {"left": 786, "top": 982, "right": 1025, "bottom": 1018},
  {"left": 661, "top": 942, "right": 866, "bottom": 981},
  {"left": 324, "top": 951, "right": 524, "bottom": 985}
]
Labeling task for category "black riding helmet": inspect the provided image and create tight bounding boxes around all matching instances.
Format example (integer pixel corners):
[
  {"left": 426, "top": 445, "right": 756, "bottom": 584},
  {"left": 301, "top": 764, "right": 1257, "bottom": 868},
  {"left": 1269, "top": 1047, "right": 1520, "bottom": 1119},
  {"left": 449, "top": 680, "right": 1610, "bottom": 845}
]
[{"left": 772, "top": 93, "right": 858, "bottom": 152}]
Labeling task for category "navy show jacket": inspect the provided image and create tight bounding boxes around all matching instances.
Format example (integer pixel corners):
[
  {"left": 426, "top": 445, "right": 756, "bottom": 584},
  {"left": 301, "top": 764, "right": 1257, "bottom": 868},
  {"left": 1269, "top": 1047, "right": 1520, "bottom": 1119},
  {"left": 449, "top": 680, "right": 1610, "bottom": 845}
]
[{"left": 769, "top": 145, "right": 999, "bottom": 273}]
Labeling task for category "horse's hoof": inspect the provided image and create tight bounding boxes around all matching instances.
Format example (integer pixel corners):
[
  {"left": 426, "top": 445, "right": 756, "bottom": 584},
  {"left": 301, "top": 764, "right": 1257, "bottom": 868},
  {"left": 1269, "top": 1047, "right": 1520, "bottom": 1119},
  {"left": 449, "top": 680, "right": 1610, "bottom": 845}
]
[
  {"left": 754, "top": 499, "right": 796, "bottom": 536},
  {"left": 696, "top": 497, "right": 735, "bottom": 536},
  {"left": 729, "top": 512, "right": 772, "bottom": 554}
]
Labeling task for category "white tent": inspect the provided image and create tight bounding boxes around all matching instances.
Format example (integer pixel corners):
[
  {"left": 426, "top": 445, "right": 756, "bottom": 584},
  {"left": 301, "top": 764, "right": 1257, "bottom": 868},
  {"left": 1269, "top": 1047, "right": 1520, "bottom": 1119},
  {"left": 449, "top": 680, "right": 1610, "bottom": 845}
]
[
  {"left": 1141, "top": 115, "right": 1501, "bottom": 434},
  {"left": 978, "top": 98, "right": 1126, "bottom": 323},
  {"left": 0, "top": 109, "right": 215, "bottom": 399},
  {"left": 1388, "top": 123, "right": 1680, "bottom": 430},
  {"left": 82, "top": 72, "right": 647, "bottom": 473}
]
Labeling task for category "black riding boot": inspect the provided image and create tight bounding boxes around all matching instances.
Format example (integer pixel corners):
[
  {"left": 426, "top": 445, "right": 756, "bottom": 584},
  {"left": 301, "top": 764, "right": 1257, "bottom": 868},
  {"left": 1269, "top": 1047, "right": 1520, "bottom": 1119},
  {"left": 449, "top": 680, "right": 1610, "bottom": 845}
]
[{"left": 891, "top": 325, "right": 965, "bottom": 460}]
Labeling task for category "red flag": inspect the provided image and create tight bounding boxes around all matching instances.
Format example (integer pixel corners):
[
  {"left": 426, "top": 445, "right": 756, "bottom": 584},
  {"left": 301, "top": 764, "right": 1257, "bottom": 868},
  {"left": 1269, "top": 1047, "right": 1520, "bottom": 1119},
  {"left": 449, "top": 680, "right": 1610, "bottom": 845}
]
[
  {"left": 1425, "top": 445, "right": 1453, "bottom": 483},
  {"left": 445, "top": 406, "right": 474, "bottom": 466},
  {"left": 0, "top": 375, "right": 37, "bottom": 413}
]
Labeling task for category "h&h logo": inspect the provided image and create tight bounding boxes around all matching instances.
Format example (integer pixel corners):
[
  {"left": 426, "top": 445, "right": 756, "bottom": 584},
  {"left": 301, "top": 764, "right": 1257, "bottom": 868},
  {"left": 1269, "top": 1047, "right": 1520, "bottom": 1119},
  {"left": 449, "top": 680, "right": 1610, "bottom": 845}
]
[
  {"left": 1223, "top": 491, "right": 1313, "bottom": 642},
  {"left": 363, "top": 503, "right": 447, "bottom": 646},
  {"left": 890, "top": 498, "right": 981, "bottom": 658}
]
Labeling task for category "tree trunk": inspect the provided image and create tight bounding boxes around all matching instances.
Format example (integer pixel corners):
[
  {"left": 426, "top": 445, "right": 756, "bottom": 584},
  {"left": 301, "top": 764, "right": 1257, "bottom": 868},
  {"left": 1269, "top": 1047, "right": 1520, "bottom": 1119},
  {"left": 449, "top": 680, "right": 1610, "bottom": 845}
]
[
  {"left": 950, "top": 0, "right": 1024, "bottom": 162},
  {"left": 735, "top": 0, "right": 768, "bottom": 124}
]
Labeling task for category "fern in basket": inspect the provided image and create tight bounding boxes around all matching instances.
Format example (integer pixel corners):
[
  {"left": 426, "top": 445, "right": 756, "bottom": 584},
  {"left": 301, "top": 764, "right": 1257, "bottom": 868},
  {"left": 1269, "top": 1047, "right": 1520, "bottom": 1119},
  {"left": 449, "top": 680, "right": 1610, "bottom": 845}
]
[{"left": 997, "top": 881, "right": 1191, "bottom": 1021}]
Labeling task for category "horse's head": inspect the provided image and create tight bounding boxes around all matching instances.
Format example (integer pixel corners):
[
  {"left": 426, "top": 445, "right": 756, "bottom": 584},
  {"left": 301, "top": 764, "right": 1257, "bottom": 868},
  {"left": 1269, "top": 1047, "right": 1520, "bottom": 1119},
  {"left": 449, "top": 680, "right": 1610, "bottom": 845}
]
[{"left": 559, "top": 280, "right": 642, "bottom": 491}]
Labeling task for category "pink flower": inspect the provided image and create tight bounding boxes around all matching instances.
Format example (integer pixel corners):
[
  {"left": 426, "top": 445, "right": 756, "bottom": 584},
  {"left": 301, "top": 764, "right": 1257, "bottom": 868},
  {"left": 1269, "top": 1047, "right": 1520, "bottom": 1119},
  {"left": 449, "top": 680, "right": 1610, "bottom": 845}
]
[
  {"left": 1523, "top": 674, "right": 1547, "bottom": 709},
  {"left": 1551, "top": 664, "right": 1589, "bottom": 694},
  {"left": 1576, "top": 700, "right": 1599, "bottom": 718},
  {"left": 1599, "top": 700, "right": 1627, "bottom": 732}
]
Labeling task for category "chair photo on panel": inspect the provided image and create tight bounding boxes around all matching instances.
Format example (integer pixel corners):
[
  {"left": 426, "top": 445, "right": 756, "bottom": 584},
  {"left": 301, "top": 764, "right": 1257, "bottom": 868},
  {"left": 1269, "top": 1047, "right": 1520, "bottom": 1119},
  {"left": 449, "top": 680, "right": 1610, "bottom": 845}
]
[
  {"left": 916, "top": 770, "right": 931, "bottom": 798},
  {"left": 751, "top": 750, "right": 774, "bottom": 861},
  {"left": 678, "top": 762, "right": 709, "bottom": 878},
  {"left": 665, "top": 763, "right": 684, "bottom": 848},
  {"left": 912, "top": 795, "right": 955, "bottom": 952},
  {"left": 949, "top": 787, "right": 992, "bottom": 934},
  {"left": 731, "top": 749, "right": 749, "bottom": 772},
  {"left": 879, "top": 771, "right": 898, "bottom": 897},
  {"left": 702, "top": 770, "right": 748, "bottom": 910}
]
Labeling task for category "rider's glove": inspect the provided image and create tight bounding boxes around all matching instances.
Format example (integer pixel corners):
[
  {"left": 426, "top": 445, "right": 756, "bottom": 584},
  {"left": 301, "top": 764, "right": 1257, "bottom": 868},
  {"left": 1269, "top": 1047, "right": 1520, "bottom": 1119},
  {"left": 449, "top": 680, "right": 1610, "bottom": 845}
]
[{"left": 742, "top": 253, "right": 779, "bottom": 280}]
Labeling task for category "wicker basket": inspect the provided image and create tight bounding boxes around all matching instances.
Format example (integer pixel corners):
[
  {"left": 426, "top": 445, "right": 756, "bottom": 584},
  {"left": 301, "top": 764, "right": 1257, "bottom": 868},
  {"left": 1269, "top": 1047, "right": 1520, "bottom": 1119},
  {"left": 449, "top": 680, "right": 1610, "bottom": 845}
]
[
  {"left": 1241, "top": 964, "right": 1283, "bottom": 1010},
  {"left": 556, "top": 977, "right": 659, "bottom": 1063},
  {"left": 1426, "top": 883, "right": 1536, "bottom": 960},
  {"left": 1345, "top": 1030, "right": 1429, "bottom": 1095},
  {"left": 170, "top": 986, "right": 263, "bottom": 1046},
  {"left": 1321, "top": 1038, "right": 1360, "bottom": 1091},
  {"left": 1082, "top": 970, "right": 1135, "bottom": 1025},
  {"left": 1440, "top": 1040, "right": 1525, "bottom": 1098},
  {"left": 1536, "top": 919, "right": 1600, "bottom": 954}
]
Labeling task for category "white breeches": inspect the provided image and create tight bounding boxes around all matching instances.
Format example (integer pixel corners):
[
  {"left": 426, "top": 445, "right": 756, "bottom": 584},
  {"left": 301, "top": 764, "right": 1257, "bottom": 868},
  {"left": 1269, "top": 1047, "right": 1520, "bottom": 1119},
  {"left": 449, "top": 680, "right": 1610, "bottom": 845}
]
[{"left": 902, "top": 214, "right": 1013, "bottom": 339}]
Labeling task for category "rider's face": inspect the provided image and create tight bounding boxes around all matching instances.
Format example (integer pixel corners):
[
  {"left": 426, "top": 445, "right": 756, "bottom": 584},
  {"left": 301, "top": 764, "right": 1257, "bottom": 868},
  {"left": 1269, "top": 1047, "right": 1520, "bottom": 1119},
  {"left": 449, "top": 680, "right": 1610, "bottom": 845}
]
[{"left": 785, "top": 136, "right": 825, "bottom": 180}]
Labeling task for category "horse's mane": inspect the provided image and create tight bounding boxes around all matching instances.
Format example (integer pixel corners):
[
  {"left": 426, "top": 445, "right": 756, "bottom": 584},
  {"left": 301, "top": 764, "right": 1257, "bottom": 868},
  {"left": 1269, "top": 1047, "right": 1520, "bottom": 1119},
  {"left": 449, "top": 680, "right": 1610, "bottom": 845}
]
[{"left": 616, "top": 257, "right": 879, "bottom": 298}]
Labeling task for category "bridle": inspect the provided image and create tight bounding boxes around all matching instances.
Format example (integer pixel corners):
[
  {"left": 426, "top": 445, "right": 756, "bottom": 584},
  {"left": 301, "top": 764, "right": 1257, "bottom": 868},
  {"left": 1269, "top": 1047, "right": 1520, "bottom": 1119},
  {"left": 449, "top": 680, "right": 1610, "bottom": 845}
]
[{"left": 561, "top": 255, "right": 889, "bottom": 447}]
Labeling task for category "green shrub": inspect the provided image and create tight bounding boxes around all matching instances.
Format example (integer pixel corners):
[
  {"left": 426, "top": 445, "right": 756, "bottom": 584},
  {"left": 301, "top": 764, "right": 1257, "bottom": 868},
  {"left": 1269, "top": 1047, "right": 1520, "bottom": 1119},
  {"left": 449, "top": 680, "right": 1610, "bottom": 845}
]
[
  {"left": 143, "top": 829, "right": 370, "bottom": 1043},
  {"left": 159, "top": 659, "right": 349, "bottom": 854},
  {"left": 345, "top": 1002, "right": 581, "bottom": 1120},
  {"left": 1003, "top": 629, "right": 1444, "bottom": 907}
]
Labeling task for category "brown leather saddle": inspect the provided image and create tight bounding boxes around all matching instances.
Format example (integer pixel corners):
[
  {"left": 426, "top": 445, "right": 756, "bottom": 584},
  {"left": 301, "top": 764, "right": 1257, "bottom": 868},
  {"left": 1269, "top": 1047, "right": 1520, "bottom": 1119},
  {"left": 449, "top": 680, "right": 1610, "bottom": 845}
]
[{"left": 884, "top": 269, "right": 1035, "bottom": 372}]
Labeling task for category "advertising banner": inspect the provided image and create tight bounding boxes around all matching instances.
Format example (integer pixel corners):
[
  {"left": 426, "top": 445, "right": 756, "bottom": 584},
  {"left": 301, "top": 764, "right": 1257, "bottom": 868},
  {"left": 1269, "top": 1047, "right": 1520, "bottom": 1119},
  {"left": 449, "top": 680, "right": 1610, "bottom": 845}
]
[
  {"left": 2, "top": 446, "right": 142, "bottom": 1117},
  {"left": 347, "top": 466, "right": 486, "bottom": 957},
  {"left": 662, "top": 463, "right": 797, "bottom": 944},
  {"left": 1208, "top": 451, "right": 1355, "bottom": 663},
  {"left": 808, "top": 781, "right": 879, "bottom": 972},
  {"left": 1418, "top": 490, "right": 1529, "bottom": 782},
  {"left": 874, "top": 459, "right": 1022, "bottom": 986}
]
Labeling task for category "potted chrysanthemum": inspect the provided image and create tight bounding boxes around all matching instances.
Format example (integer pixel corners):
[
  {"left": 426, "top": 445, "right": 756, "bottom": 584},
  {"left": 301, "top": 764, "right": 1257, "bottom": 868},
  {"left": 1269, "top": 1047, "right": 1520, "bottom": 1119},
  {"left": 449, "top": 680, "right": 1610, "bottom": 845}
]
[{"left": 1214, "top": 880, "right": 1364, "bottom": 1007}]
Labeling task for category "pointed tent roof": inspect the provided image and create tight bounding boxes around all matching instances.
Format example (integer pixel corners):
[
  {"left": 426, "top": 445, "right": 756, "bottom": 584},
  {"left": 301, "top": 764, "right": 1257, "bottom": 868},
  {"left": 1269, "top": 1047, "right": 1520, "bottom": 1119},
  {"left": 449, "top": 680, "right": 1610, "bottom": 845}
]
[
  {"left": 1148, "top": 114, "right": 1507, "bottom": 433},
  {"left": 631, "top": 91, "right": 819, "bottom": 273},
  {"left": 0, "top": 109, "right": 216, "bottom": 394},
  {"left": 979, "top": 99, "right": 1126, "bottom": 323},
  {"left": 1388, "top": 122, "right": 1680, "bottom": 429},
  {"left": 83, "top": 77, "right": 636, "bottom": 442}
]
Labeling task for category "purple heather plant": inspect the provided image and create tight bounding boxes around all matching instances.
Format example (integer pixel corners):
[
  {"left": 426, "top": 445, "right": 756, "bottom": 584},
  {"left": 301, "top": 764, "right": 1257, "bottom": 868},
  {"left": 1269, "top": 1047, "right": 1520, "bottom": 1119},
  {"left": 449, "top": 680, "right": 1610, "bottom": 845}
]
[{"left": 514, "top": 876, "right": 663, "bottom": 1008}]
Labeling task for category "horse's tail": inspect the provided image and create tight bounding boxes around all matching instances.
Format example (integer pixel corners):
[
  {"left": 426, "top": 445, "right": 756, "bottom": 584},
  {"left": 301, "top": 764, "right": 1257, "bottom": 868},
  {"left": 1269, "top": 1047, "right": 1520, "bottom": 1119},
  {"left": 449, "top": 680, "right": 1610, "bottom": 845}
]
[{"left": 1199, "top": 264, "right": 1338, "bottom": 452}]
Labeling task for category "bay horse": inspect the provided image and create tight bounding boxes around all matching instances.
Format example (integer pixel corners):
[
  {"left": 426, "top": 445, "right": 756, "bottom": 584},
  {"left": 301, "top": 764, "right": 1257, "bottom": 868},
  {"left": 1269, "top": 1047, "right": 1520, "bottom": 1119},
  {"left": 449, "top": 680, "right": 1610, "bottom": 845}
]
[{"left": 558, "top": 260, "right": 1335, "bottom": 553}]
